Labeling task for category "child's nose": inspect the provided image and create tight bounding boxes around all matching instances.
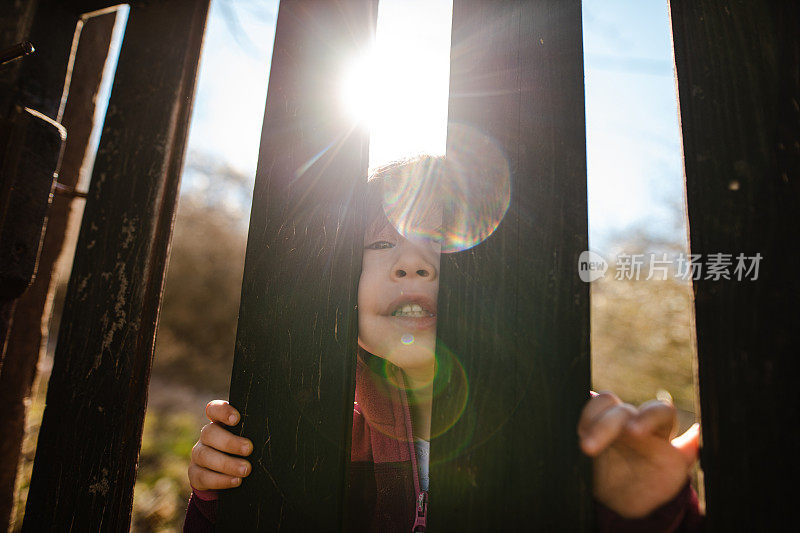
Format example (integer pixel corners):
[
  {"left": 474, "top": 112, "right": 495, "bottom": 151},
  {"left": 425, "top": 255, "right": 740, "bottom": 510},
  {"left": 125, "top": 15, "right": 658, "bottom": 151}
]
[
  {"left": 391, "top": 245, "right": 437, "bottom": 281},
  {"left": 393, "top": 266, "right": 432, "bottom": 279}
]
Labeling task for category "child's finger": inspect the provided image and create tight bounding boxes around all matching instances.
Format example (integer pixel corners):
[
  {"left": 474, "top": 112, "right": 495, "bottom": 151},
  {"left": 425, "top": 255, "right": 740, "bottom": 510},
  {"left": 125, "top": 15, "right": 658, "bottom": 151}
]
[
  {"left": 200, "top": 422, "right": 253, "bottom": 456},
  {"left": 580, "top": 402, "right": 638, "bottom": 456},
  {"left": 578, "top": 391, "right": 622, "bottom": 436},
  {"left": 188, "top": 463, "right": 242, "bottom": 491},
  {"left": 206, "top": 400, "right": 240, "bottom": 426},
  {"left": 191, "top": 442, "right": 251, "bottom": 478},
  {"left": 629, "top": 400, "right": 676, "bottom": 440},
  {"left": 671, "top": 422, "right": 700, "bottom": 466}
]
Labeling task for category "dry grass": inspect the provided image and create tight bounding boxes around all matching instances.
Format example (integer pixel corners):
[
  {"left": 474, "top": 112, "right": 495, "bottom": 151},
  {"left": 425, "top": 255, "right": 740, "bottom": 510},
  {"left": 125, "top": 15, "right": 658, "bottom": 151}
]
[{"left": 591, "top": 273, "right": 696, "bottom": 413}]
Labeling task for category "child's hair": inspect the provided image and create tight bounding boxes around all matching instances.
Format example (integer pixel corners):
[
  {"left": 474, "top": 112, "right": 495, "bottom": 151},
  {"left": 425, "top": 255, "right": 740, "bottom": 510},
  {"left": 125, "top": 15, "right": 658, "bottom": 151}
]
[{"left": 365, "top": 154, "right": 447, "bottom": 241}]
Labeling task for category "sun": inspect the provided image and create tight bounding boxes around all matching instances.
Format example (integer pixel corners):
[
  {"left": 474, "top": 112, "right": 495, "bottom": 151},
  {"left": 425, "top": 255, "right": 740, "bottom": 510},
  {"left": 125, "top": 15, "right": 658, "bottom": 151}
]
[
  {"left": 341, "top": 49, "right": 383, "bottom": 128},
  {"left": 340, "top": 1, "right": 453, "bottom": 168}
]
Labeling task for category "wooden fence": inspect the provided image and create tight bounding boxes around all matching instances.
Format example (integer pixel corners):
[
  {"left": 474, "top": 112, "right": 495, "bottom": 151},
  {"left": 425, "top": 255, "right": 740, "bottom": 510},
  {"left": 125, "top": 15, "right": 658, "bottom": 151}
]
[{"left": 0, "top": 0, "right": 797, "bottom": 531}]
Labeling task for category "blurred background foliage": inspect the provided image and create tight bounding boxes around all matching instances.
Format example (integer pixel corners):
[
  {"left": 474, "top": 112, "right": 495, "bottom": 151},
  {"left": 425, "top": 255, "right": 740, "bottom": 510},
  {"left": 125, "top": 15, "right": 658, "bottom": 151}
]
[
  {"left": 591, "top": 229, "right": 697, "bottom": 426},
  {"left": 150, "top": 152, "right": 250, "bottom": 395},
  {"left": 12, "top": 155, "right": 697, "bottom": 532}
]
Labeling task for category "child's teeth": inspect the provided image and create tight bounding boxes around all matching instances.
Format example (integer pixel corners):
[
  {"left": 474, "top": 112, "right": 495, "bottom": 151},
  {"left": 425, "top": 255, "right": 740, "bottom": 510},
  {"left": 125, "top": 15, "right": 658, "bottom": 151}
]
[{"left": 393, "top": 303, "right": 432, "bottom": 317}]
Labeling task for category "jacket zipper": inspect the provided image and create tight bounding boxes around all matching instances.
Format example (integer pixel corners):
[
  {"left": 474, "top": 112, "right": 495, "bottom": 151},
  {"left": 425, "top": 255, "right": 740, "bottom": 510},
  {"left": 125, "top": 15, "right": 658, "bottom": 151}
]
[
  {"left": 413, "top": 491, "right": 428, "bottom": 532},
  {"left": 398, "top": 370, "right": 428, "bottom": 533}
]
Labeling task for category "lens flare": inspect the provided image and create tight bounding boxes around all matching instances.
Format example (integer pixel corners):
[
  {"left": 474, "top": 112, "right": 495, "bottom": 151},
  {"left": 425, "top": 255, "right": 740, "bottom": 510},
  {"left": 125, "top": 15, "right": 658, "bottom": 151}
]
[
  {"left": 361, "top": 342, "right": 469, "bottom": 445},
  {"left": 381, "top": 124, "right": 510, "bottom": 253},
  {"left": 428, "top": 341, "right": 469, "bottom": 440},
  {"left": 429, "top": 321, "right": 542, "bottom": 466},
  {"left": 401, "top": 333, "right": 414, "bottom": 345},
  {"left": 441, "top": 123, "right": 511, "bottom": 252},
  {"left": 381, "top": 156, "right": 445, "bottom": 247}
]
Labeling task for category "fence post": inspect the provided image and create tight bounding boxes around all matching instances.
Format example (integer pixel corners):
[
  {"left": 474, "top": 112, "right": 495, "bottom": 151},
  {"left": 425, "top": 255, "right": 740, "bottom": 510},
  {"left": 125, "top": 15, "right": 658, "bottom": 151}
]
[
  {"left": 216, "top": 1, "right": 376, "bottom": 529},
  {"left": 0, "top": 0, "right": 76, "bottom": 375},
  {"left": 1, "top": 3, "right": 77, "bottom": 525},
  {"left": 670, "top": 1, "right": 800, "bottom": 530},
  {"left": 21, "top": 1, "right": 209, "bottom": 530},
  {"left": 0, "top": 11, "right": 116, "bottom": 529},
  {"left": 430, "top": 1, "right": 593, "bottom": 530}
]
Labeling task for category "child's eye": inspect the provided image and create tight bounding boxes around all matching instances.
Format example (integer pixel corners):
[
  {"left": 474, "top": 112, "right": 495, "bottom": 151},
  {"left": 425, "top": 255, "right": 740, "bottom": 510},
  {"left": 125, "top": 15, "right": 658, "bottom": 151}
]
[{"left": 365, "top": 240, "right": 395, "bottom": 250}]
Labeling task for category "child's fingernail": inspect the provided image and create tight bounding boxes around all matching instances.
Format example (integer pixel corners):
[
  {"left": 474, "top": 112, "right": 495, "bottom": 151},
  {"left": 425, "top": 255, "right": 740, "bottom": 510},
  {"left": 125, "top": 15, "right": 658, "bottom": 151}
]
[
  {"left": 239, "top": 465, "right": 249, "bottom": 476},
  {"left": 228, "top": 414, "right": 237, "bottom": 424},
  {"left": 242, "top": 443, "right": 251, "bottom": 455},
  {"left": 231, "top": 477, "right": 241, "bottom": 486}
]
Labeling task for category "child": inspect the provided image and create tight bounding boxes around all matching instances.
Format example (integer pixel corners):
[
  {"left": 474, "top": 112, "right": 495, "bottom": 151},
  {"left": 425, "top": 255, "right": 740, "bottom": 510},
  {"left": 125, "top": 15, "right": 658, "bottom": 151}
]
[{"left": 184, "top": 156, "right": 703, "bottom": 532}]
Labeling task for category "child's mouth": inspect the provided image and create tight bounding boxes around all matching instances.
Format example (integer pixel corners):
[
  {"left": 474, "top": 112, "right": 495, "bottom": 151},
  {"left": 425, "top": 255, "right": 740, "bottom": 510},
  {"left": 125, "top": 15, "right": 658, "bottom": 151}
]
[
  {"left": 391, "top": 303, "right": 435, "bottom": 318},
  {"left": 384, "top": 295, "right": 438, "bottom": 331}
]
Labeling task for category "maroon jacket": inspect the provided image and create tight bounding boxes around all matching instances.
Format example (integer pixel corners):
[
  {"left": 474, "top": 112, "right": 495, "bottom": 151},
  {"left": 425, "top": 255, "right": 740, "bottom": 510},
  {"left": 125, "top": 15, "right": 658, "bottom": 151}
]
[{"left": 183, "top": 360, "right": 703, "bottom": 532}]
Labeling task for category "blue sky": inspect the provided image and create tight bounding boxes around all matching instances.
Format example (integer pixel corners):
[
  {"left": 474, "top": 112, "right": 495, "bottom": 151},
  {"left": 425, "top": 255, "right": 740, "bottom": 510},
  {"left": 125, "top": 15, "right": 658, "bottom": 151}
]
[
  {"left": 582, "top": 0, "right": 685, "bottom": 250},
  {"left": 183, "top": 0, "right": 686, "bottom": 251}
]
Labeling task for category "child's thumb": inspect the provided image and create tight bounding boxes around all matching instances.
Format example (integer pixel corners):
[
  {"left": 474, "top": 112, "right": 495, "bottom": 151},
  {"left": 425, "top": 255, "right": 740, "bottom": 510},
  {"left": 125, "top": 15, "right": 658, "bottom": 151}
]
[{"left": 671, "top": 422, "right": 700, "bottom": 465}]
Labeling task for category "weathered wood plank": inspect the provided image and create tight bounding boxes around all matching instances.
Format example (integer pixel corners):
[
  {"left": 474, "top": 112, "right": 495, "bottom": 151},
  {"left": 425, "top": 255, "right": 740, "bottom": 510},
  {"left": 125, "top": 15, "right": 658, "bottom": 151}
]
[
  {"left": 21, "top": 2, "right": 209, "bottom": 530},
  {"left": 0, "top": 11, "right": 115, "bottom": 530},
  {"left": 216, "top": 1, "right": 376, "bottom": 530},
  {"left": 670, "top": 1, "right": 800, "bottom": 530},
  {"left": 0, "top": 108, "right": 64, "bottom": 354},
  {"left": 0, "top": 1, "right": 120, "bottom": 361},
  {"left": 430, "top": 1, "right": 593, "bottom": 530}
]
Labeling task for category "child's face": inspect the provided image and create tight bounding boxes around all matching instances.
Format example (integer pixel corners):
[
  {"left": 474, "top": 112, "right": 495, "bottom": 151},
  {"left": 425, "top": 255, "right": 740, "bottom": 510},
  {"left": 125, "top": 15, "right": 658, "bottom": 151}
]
[{"left": 357, "top": 210, "right": 442, "bottom": 374}]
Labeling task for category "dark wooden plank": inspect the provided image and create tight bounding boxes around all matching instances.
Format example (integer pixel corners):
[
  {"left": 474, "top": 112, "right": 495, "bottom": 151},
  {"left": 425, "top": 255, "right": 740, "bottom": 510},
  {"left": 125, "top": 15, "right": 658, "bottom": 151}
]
[
  {"left": 21, "top": 2, "right": 209, "bottom": 530},
  {"left": 0, "top": 0, "right": 74, "bottom": 253},
  {"left": 0, "top": 107, "right": 64, "bottom": 301},
  {"left": 216, "top": 1, "right": 376, "bottom": 530},
  {"left": 0, "top": 106, "right": 66, "bottom": 529},
  {"left": 0, "top": 108, "right": 64, "bottom": 364},
  {"left": 0, "top": 0, "right": 69, "bottom": 417},
  {"left": 430, "top": 1, "right": 593, "bottom": 530},
  {"left": 0, "top": 11, "right": 115, "bottom": 530},
  {"left": 670, "top": 1, "right": 800, "bottom": 531}
]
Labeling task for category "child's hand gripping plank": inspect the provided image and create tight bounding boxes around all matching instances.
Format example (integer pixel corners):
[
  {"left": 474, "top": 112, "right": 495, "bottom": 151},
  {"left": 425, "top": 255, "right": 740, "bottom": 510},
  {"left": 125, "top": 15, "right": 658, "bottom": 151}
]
[
  {"left": 188, "top": 400, "right": 253, "bottom": 492},
  {"left": 578, "top": 391, "right": 700, "bottom": 518},
  {"left": 190, "top": 391, "right": 701, "bottom": 516}
]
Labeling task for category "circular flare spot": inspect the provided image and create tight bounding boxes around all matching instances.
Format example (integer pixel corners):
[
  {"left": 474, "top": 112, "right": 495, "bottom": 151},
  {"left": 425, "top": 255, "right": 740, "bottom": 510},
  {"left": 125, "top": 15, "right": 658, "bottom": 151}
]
[
  {"left": 401, "top": 333, "right": 414, "bottom": 345},
  {"left": 441, "top": 123, "right": 510, "bottom": 253},
  {"left": 381, "top": 124, "right": 510, "bottom": 253}
]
